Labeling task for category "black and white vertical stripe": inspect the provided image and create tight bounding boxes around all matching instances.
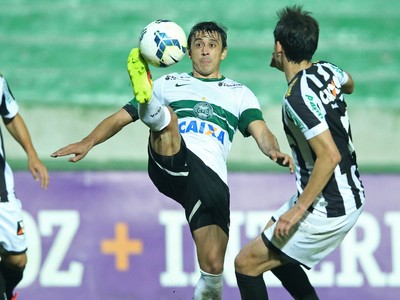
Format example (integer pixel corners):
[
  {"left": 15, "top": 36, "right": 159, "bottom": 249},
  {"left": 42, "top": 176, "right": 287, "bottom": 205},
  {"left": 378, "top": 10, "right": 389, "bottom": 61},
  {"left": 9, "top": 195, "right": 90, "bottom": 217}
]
[
  {"left": 0, "top": 76, "right": 19, "bottom": 202},
  {"left": 282, "top": 61, "right": 365, "bottom": 217}
]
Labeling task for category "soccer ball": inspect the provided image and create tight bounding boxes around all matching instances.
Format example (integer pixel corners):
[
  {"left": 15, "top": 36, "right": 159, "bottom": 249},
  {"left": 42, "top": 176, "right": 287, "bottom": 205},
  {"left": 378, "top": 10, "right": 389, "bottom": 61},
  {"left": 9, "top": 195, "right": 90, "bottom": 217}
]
[{"left": 139, "top": 19, "right": 187, "bottom": 68}]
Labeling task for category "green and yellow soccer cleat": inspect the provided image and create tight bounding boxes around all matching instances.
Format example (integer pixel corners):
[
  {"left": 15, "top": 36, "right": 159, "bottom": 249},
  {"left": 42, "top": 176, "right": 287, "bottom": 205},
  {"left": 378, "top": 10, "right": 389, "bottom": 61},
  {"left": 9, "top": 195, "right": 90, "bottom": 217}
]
[{"left": 127, "top": 48, "right": 153, "bottom": 104}]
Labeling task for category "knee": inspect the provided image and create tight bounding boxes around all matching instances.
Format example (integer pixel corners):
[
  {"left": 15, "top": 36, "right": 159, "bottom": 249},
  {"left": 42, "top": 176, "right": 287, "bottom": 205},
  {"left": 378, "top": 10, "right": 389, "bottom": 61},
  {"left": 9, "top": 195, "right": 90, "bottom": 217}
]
[
  {"left": 234, "top": 251, "right": 247, "bottom": 273},
  {"left": 1, "top": 253, "right": 27, "bottom": 271},
  {"left": 235, "top": 247, "right": 259, "bottom": 275},
  {"left": 198, "top": 248, "right": 225, "bottom": 274},
  {"left": 168, "top": 107, "right": 177, "bottom": 121},
  {"left": 164, "top": 107, "right": 179, "bottom": 131},
  {"left": 13, "top": 259, "right": 27, "bottom": 271},
  {"left": 160, "top": 106, "right": 178, "bottom": 127},
  {"left": 201, "top": 257, "right": 224, "bottom": 275}
]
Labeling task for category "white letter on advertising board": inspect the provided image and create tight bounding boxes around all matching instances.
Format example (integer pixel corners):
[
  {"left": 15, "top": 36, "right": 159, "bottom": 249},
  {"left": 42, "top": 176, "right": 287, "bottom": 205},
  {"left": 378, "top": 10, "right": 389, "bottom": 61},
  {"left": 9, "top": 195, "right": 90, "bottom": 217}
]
[
  {"left": 160, "top": 211, "right": 189, "bottom": 286},
  {"left": 337, "top": 212, "right": 385, "bottom": 287}
]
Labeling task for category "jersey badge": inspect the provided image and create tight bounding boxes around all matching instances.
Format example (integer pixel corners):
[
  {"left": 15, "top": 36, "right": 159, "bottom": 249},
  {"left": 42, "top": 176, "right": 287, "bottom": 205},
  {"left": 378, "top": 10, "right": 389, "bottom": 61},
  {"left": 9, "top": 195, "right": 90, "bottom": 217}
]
[{"left": 193, "top": 102, "right": 213, "bottom": 120}]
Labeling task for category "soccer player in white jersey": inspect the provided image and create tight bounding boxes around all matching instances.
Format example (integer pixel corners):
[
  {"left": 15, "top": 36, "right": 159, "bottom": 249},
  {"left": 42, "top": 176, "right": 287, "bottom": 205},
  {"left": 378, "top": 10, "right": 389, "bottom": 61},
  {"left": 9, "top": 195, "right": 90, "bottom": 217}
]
[
  {"left": 52, "top": 21, "right": 318, "bottom": 299},
  {"left": 234, "top": 6, "right": 366, "bottom": 299},
  {"left": 0, "top": 74, "right": 49, "bottom": 300},
  {"left": 127, "top": 21, "right": 295, "bottom": 299}
]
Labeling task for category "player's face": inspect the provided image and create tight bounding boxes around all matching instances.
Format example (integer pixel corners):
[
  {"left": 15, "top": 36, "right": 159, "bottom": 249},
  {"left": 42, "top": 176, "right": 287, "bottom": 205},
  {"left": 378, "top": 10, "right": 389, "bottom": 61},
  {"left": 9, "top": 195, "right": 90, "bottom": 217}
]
[
  {"left": 270, "top": 41, "right": 284, "bottom": 72},
  {"left": 188, "top": 31, "right": 227, "bottom": 79}
]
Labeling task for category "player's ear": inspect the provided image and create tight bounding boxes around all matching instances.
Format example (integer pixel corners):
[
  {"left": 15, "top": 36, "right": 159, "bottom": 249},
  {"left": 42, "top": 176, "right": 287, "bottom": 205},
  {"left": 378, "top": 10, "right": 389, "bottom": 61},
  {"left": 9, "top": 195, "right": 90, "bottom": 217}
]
[
  {"left": 275, "top": 41, "right": 283, "bottom": 54},
  {"left": 220, "top": 47, "right": 228, "bottom": 60}
]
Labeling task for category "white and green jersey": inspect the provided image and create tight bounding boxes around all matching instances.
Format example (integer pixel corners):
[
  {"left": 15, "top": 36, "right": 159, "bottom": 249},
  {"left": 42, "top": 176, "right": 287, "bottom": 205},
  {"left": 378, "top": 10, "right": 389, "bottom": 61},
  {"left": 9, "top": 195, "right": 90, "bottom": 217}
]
[{"left": 144, "top": 72, "right": 264, "bottom": 184}]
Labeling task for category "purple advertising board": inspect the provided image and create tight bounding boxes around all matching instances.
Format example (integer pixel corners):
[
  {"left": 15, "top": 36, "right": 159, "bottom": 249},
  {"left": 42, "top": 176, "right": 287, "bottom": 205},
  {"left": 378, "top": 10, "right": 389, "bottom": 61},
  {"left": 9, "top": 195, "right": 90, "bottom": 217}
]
[{"left": 13, "top": 171, "right": 399, "bottom": 300}]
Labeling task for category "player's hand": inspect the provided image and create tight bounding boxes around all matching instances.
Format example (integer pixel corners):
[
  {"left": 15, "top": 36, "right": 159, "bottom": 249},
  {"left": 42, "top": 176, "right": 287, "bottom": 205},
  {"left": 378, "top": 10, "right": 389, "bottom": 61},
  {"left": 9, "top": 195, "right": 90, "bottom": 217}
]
[
  {"left": 269, "top": 150, "right": 294, "bottom": 173},
  {"left": 51, "top": 141, "right": 92, "bottom": 163},
  {"left": 28, "top": 156, "right": 49, "bottom": 190},
  {"left": 274, "top": 205, "right": 305, "bottom": 239}
]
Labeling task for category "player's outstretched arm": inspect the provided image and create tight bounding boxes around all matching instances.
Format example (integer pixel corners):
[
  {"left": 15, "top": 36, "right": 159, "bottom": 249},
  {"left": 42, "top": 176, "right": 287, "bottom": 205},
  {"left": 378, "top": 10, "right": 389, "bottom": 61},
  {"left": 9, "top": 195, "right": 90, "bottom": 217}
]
[
  {"left": 247, "top": 120, "right": 294, "bottom": 173},
  {"left": 5, "top": 113, "right": 49, "bottom": 189},
  {"left": 51, "top": 108, "right": 134, "bottom": 162}
]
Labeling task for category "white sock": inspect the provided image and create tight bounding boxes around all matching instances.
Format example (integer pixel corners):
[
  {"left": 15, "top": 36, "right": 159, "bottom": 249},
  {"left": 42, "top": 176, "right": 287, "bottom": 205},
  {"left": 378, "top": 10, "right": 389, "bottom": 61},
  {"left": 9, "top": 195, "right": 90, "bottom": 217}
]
[
  {"left": 193, "top": 270, "right": 223, "bottom": 300},
  {"left": 138, "top": 98, "right": 171, "bottom": 131}
]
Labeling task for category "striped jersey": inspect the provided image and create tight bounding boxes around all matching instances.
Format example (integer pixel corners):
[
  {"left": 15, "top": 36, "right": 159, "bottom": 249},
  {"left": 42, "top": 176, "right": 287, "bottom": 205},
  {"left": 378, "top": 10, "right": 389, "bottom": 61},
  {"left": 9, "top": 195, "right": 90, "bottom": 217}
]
[
  {"left": 0, "top": 76, "right": 19, "bottom": 201},
  {"left": 282, "top": 61, "right": 365, "bottom": 217},
  {"left": 130, "top": 72, "right": 264, "bottom": 184}
]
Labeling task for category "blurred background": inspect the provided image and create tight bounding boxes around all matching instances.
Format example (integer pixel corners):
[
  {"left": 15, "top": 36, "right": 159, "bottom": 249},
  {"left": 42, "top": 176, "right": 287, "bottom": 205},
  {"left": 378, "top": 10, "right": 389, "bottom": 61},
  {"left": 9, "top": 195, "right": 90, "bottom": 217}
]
[
  {"left": 1, "top": 0, "right": 399, "bottom": 172},
  {"left": 1, "top": 0, "right": 399, "bottom": 299}
]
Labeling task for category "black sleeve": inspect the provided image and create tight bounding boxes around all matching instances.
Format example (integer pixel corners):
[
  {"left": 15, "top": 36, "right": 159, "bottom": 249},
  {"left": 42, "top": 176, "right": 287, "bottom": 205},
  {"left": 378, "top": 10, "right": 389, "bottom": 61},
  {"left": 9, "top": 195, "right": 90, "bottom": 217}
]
[{"left": 122, "top": 100, "right": 139, "bottom": 121}]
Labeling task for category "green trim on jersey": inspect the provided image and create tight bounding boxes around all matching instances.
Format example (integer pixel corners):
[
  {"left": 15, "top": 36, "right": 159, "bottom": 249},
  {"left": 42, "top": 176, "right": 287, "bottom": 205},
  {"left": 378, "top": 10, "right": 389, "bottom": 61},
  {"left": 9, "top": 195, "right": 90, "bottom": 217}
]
[
  {"left": 238, "top": 108, "right": 264, "bottom": 137},
  {"left": 187, "top": 73, "right": 226, "bottom": 82},
  {"left": 170, "top": 100, "right": 238, "bottom": 142},
  {"left": 127, "top": 99, "right": 264, "bottom": 140}
]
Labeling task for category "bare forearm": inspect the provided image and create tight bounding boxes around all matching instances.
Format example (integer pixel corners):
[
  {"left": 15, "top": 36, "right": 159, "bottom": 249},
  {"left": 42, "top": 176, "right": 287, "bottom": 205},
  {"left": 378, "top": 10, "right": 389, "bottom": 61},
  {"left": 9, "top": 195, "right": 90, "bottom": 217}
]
[
  {"left": 82, "top": 109, "right": 133, "bottom": 147},
  {"left": 248, "top": 120, "right": 293, "bottom": 171},
  {"left": 296, "top": 155, "right": 337, "bottom": 210},
  {"left": 295, "top": 130, "right": 342, "bottom": 210},
  {"left": 248, "top": 120, "right": 280, "bottom": 158},
  {"left": 258, "top": 131, "right": 280, "bottom": 159},
  {"left": 51, "top": 108, "right": 134, "bottom": 162},
  {"left": 6, "top": 114, "right": 38, "bottom": 159},
  {"left": 83, "top": 118, "right": 122, "bottom": 147}
]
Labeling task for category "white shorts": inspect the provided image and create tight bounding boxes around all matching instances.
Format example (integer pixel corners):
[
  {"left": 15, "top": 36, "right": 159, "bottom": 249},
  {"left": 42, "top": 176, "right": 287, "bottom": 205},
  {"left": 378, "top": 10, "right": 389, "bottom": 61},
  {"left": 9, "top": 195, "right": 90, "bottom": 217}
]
[
  {"left": 262, "top": 194, "right": 363, "bottom": 269},
  {"left": 0, "top": 197, "right": 27, "bottom": 254}
]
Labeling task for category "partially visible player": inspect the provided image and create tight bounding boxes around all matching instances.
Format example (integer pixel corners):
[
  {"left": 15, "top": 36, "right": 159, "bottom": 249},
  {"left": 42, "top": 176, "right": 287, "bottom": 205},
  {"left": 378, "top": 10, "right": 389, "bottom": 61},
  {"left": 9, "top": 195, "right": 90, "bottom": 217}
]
[
  {"left": 234, "top": 6, "right": 365, "bottom": 299},
  {"left": 0, "top": 74, "right": 49, "bottom": 300}
]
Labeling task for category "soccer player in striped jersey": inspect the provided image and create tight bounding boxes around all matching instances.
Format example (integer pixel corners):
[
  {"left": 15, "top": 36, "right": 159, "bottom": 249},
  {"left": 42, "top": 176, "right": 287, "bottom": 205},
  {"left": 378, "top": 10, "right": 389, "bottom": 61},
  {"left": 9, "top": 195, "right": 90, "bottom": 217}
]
[
  {"left": 0, "top": 74, "right": 49, "bottom": 300},
  {"left": 235, "top": 6, "right": 365, "bottom": 300}
]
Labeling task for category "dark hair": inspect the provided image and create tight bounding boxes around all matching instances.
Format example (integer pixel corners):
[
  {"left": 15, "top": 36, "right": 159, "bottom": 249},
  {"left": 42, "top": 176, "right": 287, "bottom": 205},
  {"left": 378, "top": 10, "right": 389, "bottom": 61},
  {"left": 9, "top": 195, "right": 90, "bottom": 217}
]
[
  {"left": 187, "top": 21, "right": 228, "bottom": 49},
  {"left": 273, "top": 5, "right": 319, "bottom": 63}
]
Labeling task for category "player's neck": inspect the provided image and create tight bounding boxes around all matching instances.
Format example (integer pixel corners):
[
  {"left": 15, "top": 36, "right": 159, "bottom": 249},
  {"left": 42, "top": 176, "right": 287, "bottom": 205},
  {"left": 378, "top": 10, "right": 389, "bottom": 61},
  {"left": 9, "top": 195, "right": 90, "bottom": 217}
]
[
  {"left": 192, "top": 69, "right": 222, "bottom": 79},
  {"left": 284, "top": 60, "right": 312, "bottom": 83}
]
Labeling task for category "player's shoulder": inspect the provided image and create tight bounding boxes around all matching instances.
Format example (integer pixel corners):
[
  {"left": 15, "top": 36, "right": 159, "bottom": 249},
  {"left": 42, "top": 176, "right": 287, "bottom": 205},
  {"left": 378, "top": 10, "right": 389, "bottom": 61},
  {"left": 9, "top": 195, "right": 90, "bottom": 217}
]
[
  {"left": 313, "top": 60, "right": 336, "bottom": 67},
  {"left": 219, "top": 76, "right": 247, "bottom": 89},
  {"left": 311, "top": 60, "right": 347, "bottom": 83},
  {"left": 284, "top": 74, "right": 304, "bottom": 102},
  {"left": 154, "top": 72, "right": 190, "bottom": 85},
  {"left": 313, "top": 60, "right": 344, "bottom": 73},
  {"left": 157, "top": 72, "right": 190, "bottom": 81},
  {"left": 217, "top": 77, "right": 256, "bottom": 98},
  {"left": 219, "top": 77, "right": 259, "bottom": 104}
]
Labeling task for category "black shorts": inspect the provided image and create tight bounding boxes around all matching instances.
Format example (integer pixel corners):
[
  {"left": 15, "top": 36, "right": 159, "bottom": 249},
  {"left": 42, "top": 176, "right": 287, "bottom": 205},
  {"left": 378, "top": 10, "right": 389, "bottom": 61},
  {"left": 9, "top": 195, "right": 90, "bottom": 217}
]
[{"left": 148, "top": 139, "right": 230, "bottom": 236}]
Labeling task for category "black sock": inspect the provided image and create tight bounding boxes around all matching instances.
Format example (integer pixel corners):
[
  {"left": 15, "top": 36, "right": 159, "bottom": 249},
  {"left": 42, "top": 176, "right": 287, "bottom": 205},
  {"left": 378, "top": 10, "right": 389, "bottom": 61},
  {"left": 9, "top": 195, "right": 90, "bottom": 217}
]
[
  {"left": 0, "top": 262, "right": 24, "bottom": 300},
  {"left": 235, "top": 272, "right": 268, "bottom": 300},
  {"left": 271, "top": 264, "right": 319, "bottom": 300},
  {"left": 0, "top": 269, "right": 6, "bottom": 300}
]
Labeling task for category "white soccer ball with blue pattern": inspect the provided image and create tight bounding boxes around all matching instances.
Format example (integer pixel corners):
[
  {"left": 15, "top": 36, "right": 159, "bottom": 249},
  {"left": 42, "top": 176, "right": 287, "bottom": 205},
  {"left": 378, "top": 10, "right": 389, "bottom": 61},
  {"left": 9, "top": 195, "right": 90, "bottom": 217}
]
[{"left": 139, "top": 20, "right": 187, "bottom": 68}]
